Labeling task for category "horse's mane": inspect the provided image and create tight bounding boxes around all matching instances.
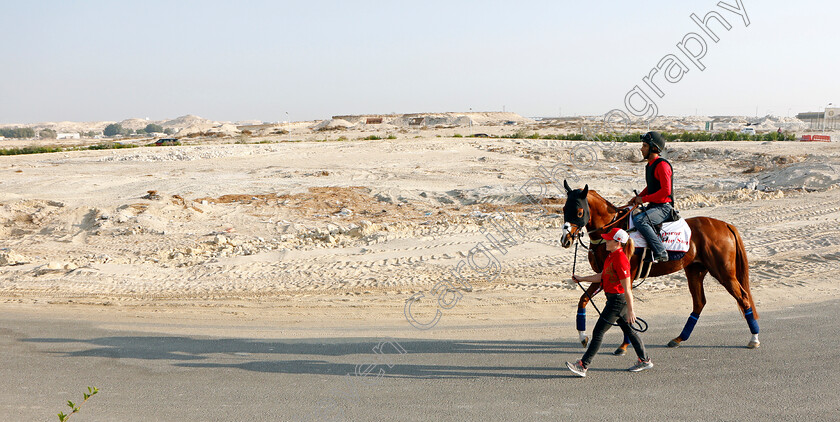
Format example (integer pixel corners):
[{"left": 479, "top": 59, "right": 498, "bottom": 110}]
[{"left": 587, "top": 189, "right": 620, "bottom": 214}]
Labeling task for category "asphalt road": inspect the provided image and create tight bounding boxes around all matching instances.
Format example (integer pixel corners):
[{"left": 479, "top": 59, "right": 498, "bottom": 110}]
[{"left": 2, "top": 300, "right": 838, "bottom": 421}]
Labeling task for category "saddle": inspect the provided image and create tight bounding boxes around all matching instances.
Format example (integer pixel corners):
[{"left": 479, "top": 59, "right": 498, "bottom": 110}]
[
  {"left": 627, "top": 216, "right": 690, "bottom": 279},
  {"left": 627, "top": 216, "right": 691, "bottom": 253}
]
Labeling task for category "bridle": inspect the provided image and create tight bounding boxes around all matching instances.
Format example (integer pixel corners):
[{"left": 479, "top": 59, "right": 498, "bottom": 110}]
[{"left": 563, "top": 203, "right": 638, "bottom": 246}]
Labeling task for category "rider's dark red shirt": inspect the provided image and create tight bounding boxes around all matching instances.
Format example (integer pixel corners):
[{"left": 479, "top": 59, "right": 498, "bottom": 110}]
[{"left": 601, "top": 248, "right": 631, "bottom": 294}]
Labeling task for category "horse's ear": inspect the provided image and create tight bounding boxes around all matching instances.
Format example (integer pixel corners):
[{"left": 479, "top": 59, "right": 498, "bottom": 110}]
[
  {"left": 582, "top": 184, "right": 589, "bottom": 197},
  {"left": 563, "top": 179, "right": 572, "bottom": 193}
]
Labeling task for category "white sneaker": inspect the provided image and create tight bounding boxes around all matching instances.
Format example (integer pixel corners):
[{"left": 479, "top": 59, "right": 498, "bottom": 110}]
[
  {"left": 566, "top": 360, "right": 587, "bottom": 377},
  {"left": 628, "top": 358, "right": 653, "bottom": 372}
]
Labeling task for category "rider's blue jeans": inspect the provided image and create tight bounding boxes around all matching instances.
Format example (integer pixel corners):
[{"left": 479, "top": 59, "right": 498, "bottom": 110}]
[{"left": 632, "top": 202, "right": 673, "bottom": 259}]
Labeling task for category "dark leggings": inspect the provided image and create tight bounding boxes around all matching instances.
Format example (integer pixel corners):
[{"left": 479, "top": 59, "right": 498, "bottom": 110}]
[{"left": 581, "top": 293, "right": 647, "bottom": 367}]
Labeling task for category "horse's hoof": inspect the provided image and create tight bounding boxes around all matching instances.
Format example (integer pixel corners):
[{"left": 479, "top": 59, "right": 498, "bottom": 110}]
[
  {"left": 667, "top": 338, "right": 682, "bottom": 348},
  {"left": 581, "top": 337, "right": 589, "bottom": 348},
  {"left": 747, "top": 340, "right": 760, "bottom": 349},
  {"left": 613, "top": 346, "right": 627, "bottom": 356}
]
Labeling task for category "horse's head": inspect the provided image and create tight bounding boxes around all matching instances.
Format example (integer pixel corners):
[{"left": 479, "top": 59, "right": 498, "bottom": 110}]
[{"left": 561, "top": 180, "right": 590, "bottom": 248}]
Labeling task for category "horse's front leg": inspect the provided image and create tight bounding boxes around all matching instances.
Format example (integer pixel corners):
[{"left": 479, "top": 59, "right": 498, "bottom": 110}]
[
  {"left": 613, "top": 335, "right": 631, "bottom": 356},
  {"left": 576, "top": 283, "right": 602, "bottom": 347},
  {"left": 669, "top": 265, "right": 707, "bottom": 347}
]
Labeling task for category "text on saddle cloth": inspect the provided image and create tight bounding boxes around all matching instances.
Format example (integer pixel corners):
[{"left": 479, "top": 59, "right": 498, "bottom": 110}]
[{"left": 628, "top": 218, "right": 691, "bottom": 252}]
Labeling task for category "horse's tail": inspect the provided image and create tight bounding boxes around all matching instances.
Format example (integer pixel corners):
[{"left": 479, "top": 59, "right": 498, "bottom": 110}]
[{"left": 727, "top": 223, "right": 757, "bottom": 319}]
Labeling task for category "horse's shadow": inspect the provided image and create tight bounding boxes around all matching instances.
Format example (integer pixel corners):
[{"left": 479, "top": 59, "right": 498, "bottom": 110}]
[
  {"left": 174, "top": 358, "right": 629, "bottom": 379},
  {"left": 647, "top": 343, "right": 743, "bottom": 350},
  {"left": 23, "top": 336, "right": 636, "bottom": 379}
]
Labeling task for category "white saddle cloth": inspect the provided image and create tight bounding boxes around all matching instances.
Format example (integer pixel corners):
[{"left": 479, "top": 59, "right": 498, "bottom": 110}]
[{"left": 628, "top": 217, "right": 691, "bottom": 252}]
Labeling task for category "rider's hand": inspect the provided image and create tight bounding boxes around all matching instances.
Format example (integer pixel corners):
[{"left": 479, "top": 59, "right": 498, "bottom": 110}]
[{"left": 631, "top": 196, "right": 644, "bottom": 206}]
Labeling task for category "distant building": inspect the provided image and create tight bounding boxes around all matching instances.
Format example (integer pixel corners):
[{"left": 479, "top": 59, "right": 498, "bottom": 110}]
[
  {"left": 57, "top": 133, "right": 81, "bottom": 139},
  {"left": 797, "top": 111, "right": 840, "bottom": 130}
]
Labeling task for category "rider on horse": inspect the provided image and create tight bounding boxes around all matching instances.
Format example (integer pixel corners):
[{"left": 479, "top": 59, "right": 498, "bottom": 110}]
[
  {"left": 562, "top": 143, "right": 760, "bottom": 349},
  {"left": 628, "top": 131, "right": 675, "bottom": 263}
]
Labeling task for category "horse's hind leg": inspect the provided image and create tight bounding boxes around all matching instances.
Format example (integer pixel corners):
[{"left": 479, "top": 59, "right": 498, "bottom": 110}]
[
  {"left": 576, "top": 283, "right": 601, "bottom": 347},
  {"left": 669, "top": 264, "right": 707, "bottom": 347},
  {"left": 712, "top": 267, "right": 760, "bottom": 349}
]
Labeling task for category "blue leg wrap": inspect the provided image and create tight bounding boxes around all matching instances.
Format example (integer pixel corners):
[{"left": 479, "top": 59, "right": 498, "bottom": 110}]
[
  {"left": 745, "top": 308, "right": 759, "bottom": 335},
  {"left": 679, "top": 313, "right": 700, "bottom": 341},
  {"left": 576, "top": 307, "right": 586, "bottom": 332},
  {"left": 623, "top": 332, "right": 630, "bottom": 345}
]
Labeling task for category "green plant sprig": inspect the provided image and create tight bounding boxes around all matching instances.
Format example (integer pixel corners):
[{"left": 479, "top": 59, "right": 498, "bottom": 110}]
[{"left": 57, "top": 386, "right": 99, "bottom": 422}]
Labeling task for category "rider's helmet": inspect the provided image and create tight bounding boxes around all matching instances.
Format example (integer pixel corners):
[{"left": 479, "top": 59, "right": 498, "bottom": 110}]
[{"left": 641, "top": 131, "right": 665, "bottom": 153}]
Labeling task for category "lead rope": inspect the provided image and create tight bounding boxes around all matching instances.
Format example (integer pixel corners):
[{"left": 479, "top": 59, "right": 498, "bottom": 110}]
[{"left": 573, "top": 238, "right": 648, "bottom": 332}]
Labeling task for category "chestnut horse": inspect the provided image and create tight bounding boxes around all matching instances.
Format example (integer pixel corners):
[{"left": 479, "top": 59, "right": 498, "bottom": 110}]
[{"left": 560, "top": 181, "right": 760, "bottom": 349}]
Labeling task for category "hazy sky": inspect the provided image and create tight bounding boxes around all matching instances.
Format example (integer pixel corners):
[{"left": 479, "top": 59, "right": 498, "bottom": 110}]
[{"left": 2, "top": 0, "right": 837, "bottom": 123}]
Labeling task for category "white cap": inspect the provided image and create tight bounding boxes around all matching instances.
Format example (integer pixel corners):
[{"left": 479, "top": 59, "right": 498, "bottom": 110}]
[{"left": 601, "top": 227, "right": 629, "bottom": 244}]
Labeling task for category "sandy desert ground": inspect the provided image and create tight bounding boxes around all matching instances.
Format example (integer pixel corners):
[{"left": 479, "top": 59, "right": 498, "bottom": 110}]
[{"left": 2, "top": 120, "right": 840, "bottom": 337}]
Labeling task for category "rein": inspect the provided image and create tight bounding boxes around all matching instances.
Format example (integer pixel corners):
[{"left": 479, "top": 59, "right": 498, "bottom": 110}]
[
  {"left": 579, "top": 203, "right": 650, "bottom": 290},
  {"left": 587, "top": 204, "right": 638, "bottom": 236}
]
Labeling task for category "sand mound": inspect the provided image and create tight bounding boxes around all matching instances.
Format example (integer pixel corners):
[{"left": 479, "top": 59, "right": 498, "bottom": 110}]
[
  {"left": 0, "top": 249, "right": 30, "bottom": 266},
  {"left": 665, "top": 146, "right": 751, "bottom": 162},
  {"left": 162, "top": 115, "right": 216, "bottom": 128},
  {"left": 311, "top": 119, "right": 354, "bottom": 131},
  {"left": 0, "top": 200, "right": 66, "bottom": 238},
  {"left": 755, "top": 162, "right": 840, "bottom": 190},
  {"left": 175, "top": 122, "right": 239, "bottom": 137},
  {"left": 627, "top": 115, "right": 809, "bottom": 133},
  {"left": 208, "top": 123, "right": 240, "bottom": 136},
  {"left": 176, "top": 124, "right": 215, "bottom": 136},
  {"left": 118, "top": 118, "right": 153, "bottom": 130},
  {"left": 98, "top": 145, "right": 282, "bottom": 162},
  {"left": 680, "top": 189, "right": 786, "bottom": 208},
  {"left": 706, "top": 115, "right": 808, "bottom": 132},
  {"left": 194, "top": 186, "right": 423, "bottom": 224},
  {"left": 326, "top": 112, "right": 534, "bottom": 128}
]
